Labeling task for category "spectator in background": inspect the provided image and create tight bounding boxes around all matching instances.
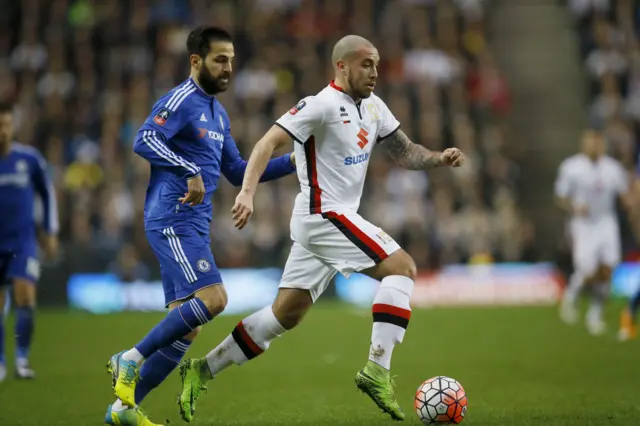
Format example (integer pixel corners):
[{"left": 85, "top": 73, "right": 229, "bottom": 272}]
[{"left": 108, "top": 243, "right": 150, "bottom": 283}]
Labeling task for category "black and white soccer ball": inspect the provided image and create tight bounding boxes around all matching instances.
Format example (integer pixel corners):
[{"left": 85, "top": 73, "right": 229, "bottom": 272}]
[{"left": 415, "top": 376, "right": 468, "bottom": 424}]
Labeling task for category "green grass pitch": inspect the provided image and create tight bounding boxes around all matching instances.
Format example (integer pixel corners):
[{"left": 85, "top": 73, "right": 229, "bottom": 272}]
[{"left": 0, "top": 303, "right": 639, "bottom": 425}]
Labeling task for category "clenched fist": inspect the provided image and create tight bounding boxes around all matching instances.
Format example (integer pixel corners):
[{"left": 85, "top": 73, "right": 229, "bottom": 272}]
[{"left": 440, "top": 148, "right": 464, "bottom": 167}]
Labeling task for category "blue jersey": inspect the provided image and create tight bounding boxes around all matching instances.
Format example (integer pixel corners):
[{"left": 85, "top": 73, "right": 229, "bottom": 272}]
[
  {"left": 0, "top": 143, "right": 58, "bottom": 252},
  {"left": 134, "top": 77, "right": 295, "bottom": 232}
]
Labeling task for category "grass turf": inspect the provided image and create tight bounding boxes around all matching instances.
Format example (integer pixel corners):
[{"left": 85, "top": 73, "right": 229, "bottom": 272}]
[{"left": 0, "top": 303, "right": 639, "bottom": 425}]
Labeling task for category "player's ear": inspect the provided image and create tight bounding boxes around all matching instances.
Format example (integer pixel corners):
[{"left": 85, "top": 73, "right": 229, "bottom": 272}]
[{"left": 189, "top": 54, "right": 202, "bottom": 69}]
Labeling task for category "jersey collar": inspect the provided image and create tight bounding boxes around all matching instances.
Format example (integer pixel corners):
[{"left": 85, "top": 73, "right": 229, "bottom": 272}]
[
  {"left": 189, "top": 76, "right": 215, "bottom": 98},
  {"left": 329, "top": 80, "right": 347, "bottom": 93},
  {"left": 329, "top": 80, "right": 363, "bottom": 114}
]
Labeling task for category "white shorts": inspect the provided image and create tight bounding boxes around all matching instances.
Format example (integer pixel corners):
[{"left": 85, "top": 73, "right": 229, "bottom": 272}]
[
  {"left": 571, "top": 218, "right": 621, "bottom": 276},
  {"left": 280, "top": 211, "right": 401, "bottom": 301}
]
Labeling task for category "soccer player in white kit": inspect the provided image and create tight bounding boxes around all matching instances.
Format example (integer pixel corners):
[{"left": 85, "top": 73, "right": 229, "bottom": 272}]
[
  {"left": 176, "top": 35, "right": 465, "bottom": 422},
  {"left": 555, "top": 130, "right": 631, "bottom": 335}
]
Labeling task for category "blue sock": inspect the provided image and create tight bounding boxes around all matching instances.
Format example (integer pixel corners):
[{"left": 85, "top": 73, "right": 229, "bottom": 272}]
[
  {"left": 630, "top": 288, "right": 640, "bottom": 319},
  {"left": 135, "top": 298, "right": 211, "bottom": 358},
  {"left": 135, "top": 338, "right": 191, "bottom": 404},
  {"left": 0, "top": 313, "right": 4, "bottom": 365},
  {"left": 15, "top": 307, "right": 34, "bottom": 360}
]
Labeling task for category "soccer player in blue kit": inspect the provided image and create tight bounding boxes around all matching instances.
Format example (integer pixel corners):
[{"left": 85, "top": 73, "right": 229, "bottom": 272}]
[
  {"left": 0, "top": 102, "right": 59, "bottom": 382},
  {"left": 104, "top": 27, "right": 296, "bottom": 425}
]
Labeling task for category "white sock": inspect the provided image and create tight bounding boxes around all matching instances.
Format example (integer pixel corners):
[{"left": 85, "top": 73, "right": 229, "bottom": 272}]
[
  {"left": 563, "top": 271, "right": 586, "bottom": 308},
  {"left": 112, "top": 399, "right": 128, "bottom": 412},
  {"left": 587, "top": 283, "right": 608, "bottom": 324},
  {"left": 205, "top": 305, "right": 286, "bottom": 377},
  {"left": 369, "top": 275, "right": 414, "bottom": 370},
  {"left": 121, "top": 348, "right": 145, "bottom": 365}
]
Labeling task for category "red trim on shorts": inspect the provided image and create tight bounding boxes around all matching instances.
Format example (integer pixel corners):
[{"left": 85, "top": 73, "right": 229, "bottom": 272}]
[{"left": 321, "top": 211, "right": 388, "bottom": 263}]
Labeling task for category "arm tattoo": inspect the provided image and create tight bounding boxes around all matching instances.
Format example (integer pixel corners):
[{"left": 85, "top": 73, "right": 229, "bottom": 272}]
[{"left": 380, "top": 129, "right": 442, "bottom": 170}]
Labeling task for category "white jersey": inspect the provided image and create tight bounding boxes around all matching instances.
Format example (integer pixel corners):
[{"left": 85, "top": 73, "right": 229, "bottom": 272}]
[
  {"left": 554, "top": 153, "right": 628, "bottom": 222},
  {"left": 276, "top": 81, "right": 400, "bottom": 215}
]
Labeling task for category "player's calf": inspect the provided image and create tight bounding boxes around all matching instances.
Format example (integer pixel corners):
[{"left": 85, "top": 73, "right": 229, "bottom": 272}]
[
  {"left": 177, "top": 289, "right": 309, "bottom": 421},
  {"left": 13, "top": 278, "right": 36, "bottom": 379},
  {"left": 111, "top": 286, "right": 226, "bottom": 406},
  {"left": 363, "top": 250, "right": 416, "bottom": 370},
  {"left": 355, "top": 250, "right": 415, "bottom": 420}
]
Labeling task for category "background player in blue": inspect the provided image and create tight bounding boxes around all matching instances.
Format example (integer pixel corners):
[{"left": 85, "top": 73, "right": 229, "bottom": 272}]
[
  {"left": 0, "top": 102, "right": 59, "bottom": 382},
  {"left": 104, "top": 27, "right": 296, "bottom": 426}
]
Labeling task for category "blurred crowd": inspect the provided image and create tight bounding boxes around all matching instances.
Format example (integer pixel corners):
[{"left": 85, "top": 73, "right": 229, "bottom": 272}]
[
  {"left": 569, "top": 0, "right": 640, "bottom": 248},
  {"left": 571, "top": 0, "right": 639, "bottom": 167},
  {"left": 1, "top": 0, "right": 534, "bottom": 279}
]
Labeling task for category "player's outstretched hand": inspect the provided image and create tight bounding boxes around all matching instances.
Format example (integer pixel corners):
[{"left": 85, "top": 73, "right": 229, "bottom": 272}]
[
  {"left": 232, "top": 190, "right": 254, "bottom": 230},
  {"left": 440, "top": 148, "right": 464, "bottom": 167},
  {"left": 179, "top": 174, "right": 206, "bottom": 206}
]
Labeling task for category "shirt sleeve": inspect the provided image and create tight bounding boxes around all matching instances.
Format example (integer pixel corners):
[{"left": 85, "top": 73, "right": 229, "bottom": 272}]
[
  {"left": 221, "top": 123, "right": 296, "bottom": 186},
  {"left": 275, "top": 96, "right": 325, "bottom": 144},
  {"left": 133, "top": 95, "right": 201, "bottom": 178},
  {"left": 554, "top": 161, "right": 573, "bottom": 198},
  {"left": 615, "top": 162, "right": 629, "bottom": 194},
  {"left": 375, "top": 98, "right": 401, "bottom": 142},
  {"left": 30, "top": 151, "right": 59, "bottom": 235}
]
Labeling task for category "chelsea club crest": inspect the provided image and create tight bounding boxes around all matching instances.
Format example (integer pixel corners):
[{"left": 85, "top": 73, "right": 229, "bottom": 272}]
[{"left": 197, "top": 259, "right": 211, "bottom": 273}]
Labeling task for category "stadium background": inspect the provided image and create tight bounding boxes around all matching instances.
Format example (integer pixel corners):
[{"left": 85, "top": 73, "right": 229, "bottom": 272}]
[
  {"left": 3, "top": 0, "right": 554, "bottom": 308},
  {"left": 3, "top": 0, "right": 640, "bottom": 309},
  {"left": 2, "top": 1, "right": 640, "bottom": 425}
]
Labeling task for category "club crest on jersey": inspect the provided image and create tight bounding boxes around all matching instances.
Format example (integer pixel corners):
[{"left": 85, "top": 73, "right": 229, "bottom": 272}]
[
  {"left": 289, "top": 100, "right": 307, "bottom": 115},
  {"left": 153, "top": 108, "right": 171, "bottom": 126},
  {"left": 366, "top": 103, "right": 380, "bottom": 121},
  {"left": 197, "top": 259, "right": 211, "bottom": 273},
  {"left": 15, "top": 160, "right": 28, "bottom": 173}
]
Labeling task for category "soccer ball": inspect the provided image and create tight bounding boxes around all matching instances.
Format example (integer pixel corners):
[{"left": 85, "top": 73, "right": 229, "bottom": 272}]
[{"left": 415, "top": 376, "right": 468, "bottom": 424}]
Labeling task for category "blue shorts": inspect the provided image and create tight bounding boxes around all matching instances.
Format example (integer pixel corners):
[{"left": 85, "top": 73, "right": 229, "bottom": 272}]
[
  {"left": 1, "top": 245, "right": 39, "bottom": 285},
  {"left": 146, "top": 223, "right": 222, "bottom": 306}
]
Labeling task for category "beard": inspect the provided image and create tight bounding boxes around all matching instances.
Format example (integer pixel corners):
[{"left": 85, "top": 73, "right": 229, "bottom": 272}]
[
  {"left": 347, "top": 75, "right": 373, "bottom": 99},
  {"left": 198, "top": 66, "right": 230, "bottom": 95}
]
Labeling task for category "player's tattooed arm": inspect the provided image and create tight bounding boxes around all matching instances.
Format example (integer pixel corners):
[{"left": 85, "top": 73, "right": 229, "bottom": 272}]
[{"left": 380, "top": 129, "right": 464, "bottom": 170}]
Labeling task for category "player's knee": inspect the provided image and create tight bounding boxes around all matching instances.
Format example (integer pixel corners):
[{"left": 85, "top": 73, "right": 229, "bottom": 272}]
[
  {"left": 184, "top": 326, "right": 202, "bottom": 341},
  {"left": 385, "top": 250, "right": 417, "bottom": 280},
  {"left": 196, "top": 285, "right": 228, "bottom": 317},
  {"left": 201, "top": 296, "right": 227, "bottom": 317},
  {"left": 598, "top": 265, "right": 613, "bottom": 282},
  {"left": 273, "top": 306, "right": 307, "bottom": 330},
  {"left": 13, "top": 279, "right": 36, "bottom": 307},
  {"left": 272, "top": 289, "right": 313, "bottom": 330}
]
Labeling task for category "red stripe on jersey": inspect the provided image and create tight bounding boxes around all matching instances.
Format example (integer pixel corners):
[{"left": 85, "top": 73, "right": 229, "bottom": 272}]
[
  {"left": 372, "top": 303, "right": 412, "bottom": 320},
  {"left": 304, "top": 136, "right": 322, "bottom": 214},
  {"left": 324, "top": 211, "right": 388, "bottom": 262}
]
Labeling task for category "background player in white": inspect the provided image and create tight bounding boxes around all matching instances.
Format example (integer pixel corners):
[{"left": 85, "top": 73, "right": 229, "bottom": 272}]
[
  {"left": 556, "top": 129, "right": 631, "bottom": 335},
  {"left": 177, "top": 35, "right": 464, "bottom": 422}
]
